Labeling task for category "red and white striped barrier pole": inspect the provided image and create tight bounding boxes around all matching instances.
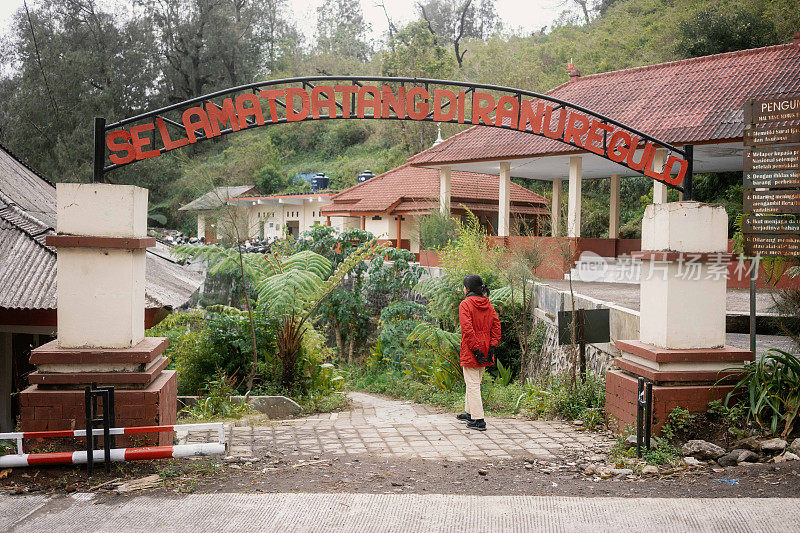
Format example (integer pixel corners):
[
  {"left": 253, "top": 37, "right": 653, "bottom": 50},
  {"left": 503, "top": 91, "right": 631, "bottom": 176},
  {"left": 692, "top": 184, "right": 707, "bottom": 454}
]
[
  {"left": 0, "top": 443, "right": 225, "bottom": 468},
  {"left": 0, "top": 422, "right": 226, "bottom": 468}
]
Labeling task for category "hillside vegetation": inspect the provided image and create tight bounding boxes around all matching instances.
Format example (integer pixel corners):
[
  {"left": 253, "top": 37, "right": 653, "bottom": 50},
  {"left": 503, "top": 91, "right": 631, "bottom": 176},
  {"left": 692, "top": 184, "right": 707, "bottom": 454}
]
[{"left": 0, "top": 0, "right": 797, "bottom": 235}]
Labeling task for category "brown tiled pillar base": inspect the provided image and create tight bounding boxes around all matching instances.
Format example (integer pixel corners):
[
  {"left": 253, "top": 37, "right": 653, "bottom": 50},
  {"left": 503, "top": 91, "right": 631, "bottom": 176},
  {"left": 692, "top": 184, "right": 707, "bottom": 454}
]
[
  {"left": 18, "top": 338, "right": 176, "bottom": 447},
  {"left": 606, "top": 340, "right": 751, "bottom": 435},
  {"left": 605, "top": 369, "right": 736, "bottom": 434},
  {"left": 19, "top": 371, "right": 176, "bottom": 447}
]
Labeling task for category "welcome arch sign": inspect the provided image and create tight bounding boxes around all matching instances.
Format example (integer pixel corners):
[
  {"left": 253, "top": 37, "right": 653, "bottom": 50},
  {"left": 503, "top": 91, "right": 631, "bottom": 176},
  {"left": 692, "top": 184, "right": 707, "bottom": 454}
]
[{"left": 95, "top": 76, "right": 694, "bottom": 198}]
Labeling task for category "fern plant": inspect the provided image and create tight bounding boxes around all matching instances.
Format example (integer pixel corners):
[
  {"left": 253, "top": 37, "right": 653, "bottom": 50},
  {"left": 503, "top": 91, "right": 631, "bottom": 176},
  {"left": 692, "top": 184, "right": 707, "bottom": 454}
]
[
  {"left": 268, "top": 239, "right": 384, "bottom": 388},
  {"left": 407, "top": 322, "right": 462, "bottom": 390}
]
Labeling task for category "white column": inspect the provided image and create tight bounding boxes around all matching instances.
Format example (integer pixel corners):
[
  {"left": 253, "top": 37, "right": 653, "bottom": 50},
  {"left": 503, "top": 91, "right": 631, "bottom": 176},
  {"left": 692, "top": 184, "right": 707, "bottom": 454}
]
[
  {"left": 197, "top": 213, "right": 205, "bottom": 239},
  {"left": 567, "top": 156, "right": 582, "bottom": 238},
  {"left": 652, "top": 149, "right": 669, "bottom": 204},
  {"left": 498, "top": 162, "right": 511, "bottom": 237},
  {"left": 55, "top": 183, "right": 147, "bottom": 349},
  {"left": 551, "top": 178, "right": 562, "bottom": 237},
  {"left": 609, "top": 174, "right": 620, "bottom": 239},
  {"left": 439, "top": 166, "right": 451, "bottom": 214},
  {"left": 640, "top": 202, "right": 729, "bottom": 349}
]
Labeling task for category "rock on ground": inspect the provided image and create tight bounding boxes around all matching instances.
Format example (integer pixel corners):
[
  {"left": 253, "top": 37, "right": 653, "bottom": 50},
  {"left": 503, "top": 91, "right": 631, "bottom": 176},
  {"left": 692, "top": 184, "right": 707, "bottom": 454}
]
[
  {"left": 732, "top": 437, "right": 760, "bottom": 452},
  {"left": 791, "top": 438, "right": 800, "bottom": 456},
  {"left": 718, "top": 449, "right": 759, "bottom": 467},
  {"left": 760, "top": 438, "right": 788, "bottom": 453},
  {"left": 683, "top": 456, "right": 704, "bottom": 467},
  {"left": 681, "top": 440, "right": 725, "bottom": 460}
]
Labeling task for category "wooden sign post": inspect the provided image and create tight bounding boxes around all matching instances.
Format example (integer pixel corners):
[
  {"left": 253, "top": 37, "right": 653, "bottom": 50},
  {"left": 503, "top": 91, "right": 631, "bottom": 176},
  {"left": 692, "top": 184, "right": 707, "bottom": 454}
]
[{"left": 742, "top": 95, "right": 800, "bottom": 352}]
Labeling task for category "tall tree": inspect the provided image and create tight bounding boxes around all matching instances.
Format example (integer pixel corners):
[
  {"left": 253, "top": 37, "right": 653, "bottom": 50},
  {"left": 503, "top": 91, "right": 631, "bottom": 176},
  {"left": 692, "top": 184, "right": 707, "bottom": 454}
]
[
  {"left": 417, "top": 0, "right": 500, "bottom": 67},
  {"left": 0, "top": 0, "right": 160, "bottom": 181},
  {"left": 256, "top": 0, "right": 302, "bottom": 76},
  {"left": 314, "top": 0, "right": 372, "bottom": 63},
  {"left": 141, "top": 0, "right": 269, "bottom": 100}
]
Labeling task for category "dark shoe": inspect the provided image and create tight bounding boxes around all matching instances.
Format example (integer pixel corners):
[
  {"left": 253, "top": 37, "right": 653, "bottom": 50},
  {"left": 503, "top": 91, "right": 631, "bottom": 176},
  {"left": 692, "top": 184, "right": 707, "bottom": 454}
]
[
  {"left": 467, "top": 419, "right": 486, "bottom": 431},
  {"left": 456, "top": 413, "right": 472, "bottom": 422}
]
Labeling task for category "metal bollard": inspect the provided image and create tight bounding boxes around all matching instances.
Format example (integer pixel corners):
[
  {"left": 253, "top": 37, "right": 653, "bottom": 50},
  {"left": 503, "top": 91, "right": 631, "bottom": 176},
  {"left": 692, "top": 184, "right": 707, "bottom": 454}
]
[{"left": 636, "top": 377, "right": 653, "bottom": 458}]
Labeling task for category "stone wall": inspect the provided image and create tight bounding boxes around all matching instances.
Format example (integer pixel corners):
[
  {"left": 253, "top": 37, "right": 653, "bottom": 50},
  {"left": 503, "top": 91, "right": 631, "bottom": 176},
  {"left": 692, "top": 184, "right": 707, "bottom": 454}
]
[{"left": 529, "top": 282, "right": 639, "bottom": 379}]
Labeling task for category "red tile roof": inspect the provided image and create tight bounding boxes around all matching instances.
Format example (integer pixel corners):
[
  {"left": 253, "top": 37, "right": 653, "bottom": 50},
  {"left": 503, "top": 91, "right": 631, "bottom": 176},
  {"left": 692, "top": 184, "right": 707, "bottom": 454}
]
[
  {"left": 320, "top": 163, "right": 548, "bottom": 216},
  {"left": 409, "top": 40, "right": 800, "bottom": 165}
]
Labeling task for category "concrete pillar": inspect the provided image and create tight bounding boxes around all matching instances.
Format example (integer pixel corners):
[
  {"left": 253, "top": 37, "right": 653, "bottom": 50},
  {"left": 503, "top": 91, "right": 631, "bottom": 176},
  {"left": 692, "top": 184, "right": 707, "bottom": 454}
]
[
  {"left": 567, "top": 156, "right": 582, "bottom": 238},
  {"left": 1, "top": 332, "right": 12, "bottom": 432},
  {"left": 639, "top": 202, "right": 729, "bottom": 349},
  {"left": 439, "top": 166, "right": 451, "bottom": 214},
  {"left": 197, "top": 214, "right": 205, "bottom": 239},
  {"left": 607, "top": 201, "right": 751, "bottom": 436},
  {"left": 652, "top": 149, "right": 669, "bottom": 204},
  {"left": 20, "top": 183, "right": 177, "bottom": 446},
  {"left": 55, "top": 184, "right": 148, "bottom": 349},
  {"left": 609, "top": 174, "right": 620, "bottom": 239},
  {"left": 498, "top": 162, "right": 511, "bottom": 237},
  {"left": 551, "top": 178, "right": 562, "bottom": 237},
  {"left": 396, "top": 215, "right": 402, "bottom": 249}
]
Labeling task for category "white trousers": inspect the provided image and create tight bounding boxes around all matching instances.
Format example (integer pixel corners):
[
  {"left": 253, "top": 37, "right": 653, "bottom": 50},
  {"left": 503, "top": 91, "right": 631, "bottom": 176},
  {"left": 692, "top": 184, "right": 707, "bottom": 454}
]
[{"left": 462, "top": 366, "right": 485, "bottom": 420}]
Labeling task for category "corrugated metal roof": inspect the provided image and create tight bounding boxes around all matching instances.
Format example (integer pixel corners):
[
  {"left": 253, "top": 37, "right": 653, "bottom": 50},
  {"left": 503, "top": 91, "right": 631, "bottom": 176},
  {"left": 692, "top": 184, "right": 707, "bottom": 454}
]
[
  {"left": 409, "top": 41, "right": 800, "bottom": 166},
  {"left": 0, "top": 211, "right": 56, "bottom": 310},
  {"left": 0, "top": 144, "right": 202, "bottom": 311},
  {"left": 0, "top": 142, "right": 56, "bottom": 227},
  {"left": 179, "top": 185, "right": 258, "bottom": 211}
]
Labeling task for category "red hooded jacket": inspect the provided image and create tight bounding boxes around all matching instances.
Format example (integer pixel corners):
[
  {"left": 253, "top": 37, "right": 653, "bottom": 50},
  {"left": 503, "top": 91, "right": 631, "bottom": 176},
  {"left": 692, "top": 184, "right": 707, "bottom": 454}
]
[{"left": 459, "top": 294, "right": 502, "bottom": 367}]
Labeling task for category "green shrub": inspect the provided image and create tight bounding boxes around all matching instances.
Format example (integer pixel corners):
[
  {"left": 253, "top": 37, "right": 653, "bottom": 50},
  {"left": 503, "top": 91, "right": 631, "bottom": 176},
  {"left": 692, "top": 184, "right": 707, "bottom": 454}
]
[
  {"left": 180, "top": 370, "right": 252, "bottom": 421},
  {"left": 378, "top": 301, "right": 428, "bottom": 366},
  {"left": 725, "top": 348, "right": 800, "bottom": 437},
  {"left": 297, "top": 391, "right": 349, "bottom": 415},
  {"left": 707, "top": 399, "right": 748, "bottom": 427},
  {"left": 149, "top": 309, "right": 279, "bottom": 396},
  {"left": 406, "top": 322, "right": 462, "bottom": 390},
  {"left": 660, "top": 407, "right": 695, "bottom": 441},
  {"left": 418, "top": 210, "right": 458, "bottom": 249},
  {"left": 549, "top": 373, "right": 606, "bottom": 419}
]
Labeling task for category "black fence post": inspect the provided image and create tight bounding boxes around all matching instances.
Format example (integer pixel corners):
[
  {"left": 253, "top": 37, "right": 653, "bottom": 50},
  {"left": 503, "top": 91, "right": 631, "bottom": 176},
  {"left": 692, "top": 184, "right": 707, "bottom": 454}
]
[
  {"left": 636, "top": 377, "right": 644, "bottom": 458},
  {"left": 644, "top": 382, "right": 653, "bottom": 452},
  {"left": 84, "top": 386, "right": 93, "bottom": 477},
  {"left": 683, "top": 144, "right": 693, "bottom": 201},
  {"left": 93, "top": 117, "right": 105, "bottom": 183},
  {"left": 101, "top": 390, "right": 111, "bottom": 473}
]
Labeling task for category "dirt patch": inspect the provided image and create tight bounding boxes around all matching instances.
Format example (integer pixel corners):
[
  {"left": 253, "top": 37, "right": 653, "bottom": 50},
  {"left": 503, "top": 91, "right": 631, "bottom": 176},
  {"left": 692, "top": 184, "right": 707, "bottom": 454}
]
[{"left": 4, "top": 452, "right": 800, "bottom": 499}]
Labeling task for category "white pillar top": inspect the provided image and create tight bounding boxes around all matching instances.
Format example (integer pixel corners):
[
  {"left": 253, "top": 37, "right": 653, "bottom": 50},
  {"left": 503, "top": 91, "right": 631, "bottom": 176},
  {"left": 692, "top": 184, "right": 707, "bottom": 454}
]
[
  {"left": 57, "top": 183, "right": 148, "bottom": 238},
  {"left": 641, "top": 201, "right": 728, "bottom": 253}
]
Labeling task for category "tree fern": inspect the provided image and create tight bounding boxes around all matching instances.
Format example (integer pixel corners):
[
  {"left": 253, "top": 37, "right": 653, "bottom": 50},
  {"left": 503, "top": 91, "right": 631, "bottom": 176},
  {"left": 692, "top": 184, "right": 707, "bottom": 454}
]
[
  {"left": 172, "top": 244, "right": 276, "bottom": 283},
  {"left": 281, "top": 250, "right": 332, "bottom": 279}
]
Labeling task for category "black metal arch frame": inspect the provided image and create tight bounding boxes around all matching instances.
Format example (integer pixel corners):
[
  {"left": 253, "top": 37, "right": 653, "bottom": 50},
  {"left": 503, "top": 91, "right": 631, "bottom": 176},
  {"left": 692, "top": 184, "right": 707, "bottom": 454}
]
[{"left": 95, "top": 76, "right": 693, "bottom": 199}]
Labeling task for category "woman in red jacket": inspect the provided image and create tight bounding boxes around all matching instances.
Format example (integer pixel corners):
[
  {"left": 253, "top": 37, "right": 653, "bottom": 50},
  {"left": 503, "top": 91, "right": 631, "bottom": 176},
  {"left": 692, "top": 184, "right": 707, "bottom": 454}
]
[{"left": 457, "top": 274, "right": 501, "bottom": 431}]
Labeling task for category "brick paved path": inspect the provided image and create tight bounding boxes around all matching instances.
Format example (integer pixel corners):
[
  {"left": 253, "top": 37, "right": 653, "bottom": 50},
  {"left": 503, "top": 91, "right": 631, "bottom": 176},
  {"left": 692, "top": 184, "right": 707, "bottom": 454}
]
[{"left": 213, "top": 392, "right": 613, "bottom": 462}]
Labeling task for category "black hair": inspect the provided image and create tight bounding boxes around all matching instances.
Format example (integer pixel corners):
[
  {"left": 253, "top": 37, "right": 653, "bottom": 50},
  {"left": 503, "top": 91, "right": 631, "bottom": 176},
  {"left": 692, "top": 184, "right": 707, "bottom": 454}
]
[{"left": 463, "top": 274, "right": 489, "bottom": 297}]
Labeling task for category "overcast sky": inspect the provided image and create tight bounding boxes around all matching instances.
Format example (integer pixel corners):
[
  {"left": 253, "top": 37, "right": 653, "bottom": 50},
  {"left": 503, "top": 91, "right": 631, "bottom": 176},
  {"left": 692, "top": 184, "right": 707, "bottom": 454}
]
[{"left": 0, "top": 0, "right": 565, "bottom": 45}]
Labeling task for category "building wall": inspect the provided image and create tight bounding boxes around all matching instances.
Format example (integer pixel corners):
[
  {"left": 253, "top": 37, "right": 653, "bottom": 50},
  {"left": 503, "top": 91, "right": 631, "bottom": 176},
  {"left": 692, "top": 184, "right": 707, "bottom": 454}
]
[
  {"left": 1, "top": 332, "right": 11, "bottom": 432},
  {"left": 234, "top": 197, "right": 346, "bottom": 240}
]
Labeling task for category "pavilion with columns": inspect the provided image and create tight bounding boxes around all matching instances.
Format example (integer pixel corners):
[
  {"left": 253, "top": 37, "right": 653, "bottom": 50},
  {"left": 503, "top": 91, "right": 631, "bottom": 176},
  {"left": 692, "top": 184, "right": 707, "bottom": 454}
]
[{"left": 408, "top": 36, "right": 800, "bottom": 250}]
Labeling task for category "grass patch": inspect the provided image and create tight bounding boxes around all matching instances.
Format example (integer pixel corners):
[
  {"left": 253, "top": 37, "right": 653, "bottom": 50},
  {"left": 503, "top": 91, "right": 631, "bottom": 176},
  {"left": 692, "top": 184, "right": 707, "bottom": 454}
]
[
  {"left": 607, "top": 435, "right": 683, "bottom": 467},
  {"left": 297, "top": 391, "right": 350, "bottom": 415}
]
